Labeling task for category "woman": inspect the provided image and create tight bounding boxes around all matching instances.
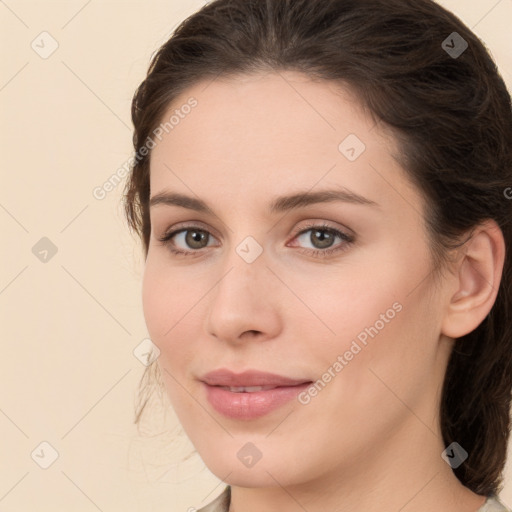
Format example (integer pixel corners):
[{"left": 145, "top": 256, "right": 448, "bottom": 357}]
[{"left": 123, "top": 0, "right": 512, "bottom": 510}]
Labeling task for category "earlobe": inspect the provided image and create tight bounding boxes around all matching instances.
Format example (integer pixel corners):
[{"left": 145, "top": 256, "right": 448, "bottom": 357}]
[{"left": 441, "top": 220, "right": 505, "bottom": 339}]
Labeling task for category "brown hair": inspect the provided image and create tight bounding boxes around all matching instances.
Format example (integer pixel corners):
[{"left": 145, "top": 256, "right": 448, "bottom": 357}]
[{"left": 123, "top": 0, "right": 512, "bottom": 496}]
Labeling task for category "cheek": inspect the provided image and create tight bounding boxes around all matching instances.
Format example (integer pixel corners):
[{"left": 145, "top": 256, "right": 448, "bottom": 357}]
[
  {"left": 305, "top": 254, "right": 437, "bottom": 400},
  {"left": 142, "top": 262, "right": 201, "bottom": 410},
  {"left": 141, "top": 265, "right": 171, "bottom": 343},
  {"left": 303, "top": 264, "right": 402, "bottom": 352},
  {"left": 141, "top": 256, "right": 199, "bottom": 361},
  {"left": 323, "top": 287, "right": 439, "bottom": 433}
]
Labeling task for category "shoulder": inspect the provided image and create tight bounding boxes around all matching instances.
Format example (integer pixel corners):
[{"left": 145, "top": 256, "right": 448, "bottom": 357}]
[
  {"left": 196, "top": 486, "right": 231, "bottom": 512},
  {"left": 477, "top": 495, "right": 512, "bottom": 512},
  {"left": 194, "top": 487, "right": 512, "bottom": 512}
]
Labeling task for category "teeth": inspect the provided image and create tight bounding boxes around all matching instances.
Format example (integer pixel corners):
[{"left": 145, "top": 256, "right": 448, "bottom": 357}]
[{"left": 221, "top": 386, "right": 276, "bottom": 393}]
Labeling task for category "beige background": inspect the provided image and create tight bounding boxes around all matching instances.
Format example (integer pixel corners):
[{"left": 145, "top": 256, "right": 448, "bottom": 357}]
[{"left": 0, "top": 0, "right": 510, "bottom": 510}]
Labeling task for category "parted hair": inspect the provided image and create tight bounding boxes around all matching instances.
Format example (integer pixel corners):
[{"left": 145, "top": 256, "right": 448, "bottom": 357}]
[{"left": 123, "top": 0, "right": 512, "bottom": 496}]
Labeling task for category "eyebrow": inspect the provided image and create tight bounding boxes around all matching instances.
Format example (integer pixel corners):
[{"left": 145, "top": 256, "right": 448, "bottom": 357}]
[{"left": 149, "top": 187, "right": 380, "bottom": 214}]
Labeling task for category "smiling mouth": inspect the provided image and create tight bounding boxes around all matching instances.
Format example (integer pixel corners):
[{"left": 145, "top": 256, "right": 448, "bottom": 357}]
[
  {"left": 200, "top": 368, "right": 312, "bottom": 388},
  {"left": 200, "top": 370, "right": 313, "bottom": 419}
]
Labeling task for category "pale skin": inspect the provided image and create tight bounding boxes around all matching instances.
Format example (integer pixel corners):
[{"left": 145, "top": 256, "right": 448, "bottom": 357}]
[{"left": 142, "top": 71, "right": 505, "bottom": 512}]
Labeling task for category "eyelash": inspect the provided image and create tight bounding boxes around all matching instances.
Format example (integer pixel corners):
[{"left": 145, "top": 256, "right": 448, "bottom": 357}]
[{"left": 156, "top": 222, "right": 355, "bottom": 259}]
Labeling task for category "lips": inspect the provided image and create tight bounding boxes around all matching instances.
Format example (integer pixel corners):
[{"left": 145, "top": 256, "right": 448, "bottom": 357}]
[
  {"left": 200, "top": 369, "right": 312, "bottom": 419},
  {"left": 201, "top": 369, "right": 310, "bottom": 387}
]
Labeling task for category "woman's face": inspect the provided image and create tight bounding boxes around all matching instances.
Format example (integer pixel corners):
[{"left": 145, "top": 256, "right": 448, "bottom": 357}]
[{"left": 142, "top": 71, "right": 451, "bottom": 488}]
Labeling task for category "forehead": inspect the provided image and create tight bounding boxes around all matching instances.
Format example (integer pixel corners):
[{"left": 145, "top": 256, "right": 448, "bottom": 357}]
[{"left": 148, "top": 71, "right": 417, "bottom": 213}]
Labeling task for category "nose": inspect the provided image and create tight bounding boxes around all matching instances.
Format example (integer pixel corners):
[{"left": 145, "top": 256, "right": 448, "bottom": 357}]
[{"left": 204, "top": 249, "right": 283, "bottom": 347}]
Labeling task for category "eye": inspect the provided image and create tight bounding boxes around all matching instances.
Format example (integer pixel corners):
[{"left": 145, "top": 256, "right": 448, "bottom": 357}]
[
  {"left": 289, "top": 223, "right": 354, "bottom": 257},
  {"left": 156, "top": 222, "right": 354, "bottom": 258},
  {"left": 157, "top": 226, "right": 217, "bottom": 256}
]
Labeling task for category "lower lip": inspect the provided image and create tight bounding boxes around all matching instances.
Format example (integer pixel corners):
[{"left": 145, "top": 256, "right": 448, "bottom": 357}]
[{"left": 203, "top": 382, "right": 312, "bottom": 419}]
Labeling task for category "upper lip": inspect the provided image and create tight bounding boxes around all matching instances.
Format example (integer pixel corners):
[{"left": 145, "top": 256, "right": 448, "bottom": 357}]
[{"left": 200, "top": 369, "right": 311, "bottom": 387}]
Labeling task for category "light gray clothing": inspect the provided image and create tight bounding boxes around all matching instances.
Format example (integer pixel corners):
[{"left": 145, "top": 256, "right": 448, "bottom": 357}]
[{"left": 196, "top": 486, "right": 511, "bottom": 512}]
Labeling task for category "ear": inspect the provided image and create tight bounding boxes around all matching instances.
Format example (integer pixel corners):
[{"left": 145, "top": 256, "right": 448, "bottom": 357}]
[{"left": 441, "top": 219, "right": 506, "bottom": 339}]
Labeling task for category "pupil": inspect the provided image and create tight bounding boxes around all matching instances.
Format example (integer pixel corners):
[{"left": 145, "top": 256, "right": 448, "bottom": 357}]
[
  {"left": 188, "top": 230, "right": 206, "bottom": 248},
  {"left": 313, "top": 229, "right": 332, "bottom": 248}
]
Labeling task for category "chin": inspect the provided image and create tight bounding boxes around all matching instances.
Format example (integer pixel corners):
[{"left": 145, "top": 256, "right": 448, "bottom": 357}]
[
  {"left": 197, "top": 446, "right": 293, "bottom": 487},
  {"left": 216, "top": 466, "right": 290, "bottom": 488}
]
